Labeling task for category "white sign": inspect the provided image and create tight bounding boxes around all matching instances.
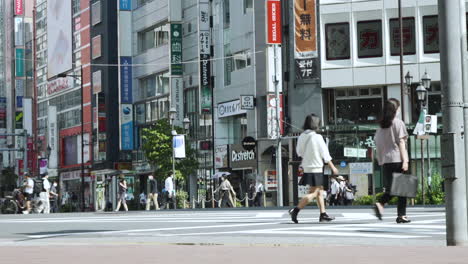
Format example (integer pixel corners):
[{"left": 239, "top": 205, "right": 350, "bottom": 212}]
[
  {"left": 349, "top": 162, "right": 373, "bottom": 174},
  {"left": 240, "top": 95, "right": 255, "bottom": 110},
  {"left": 215, "top": 145, "right": 228, "bottom": 169},
  {"left": 199, "top": 0, "right": 210, "bottom": 55},
  {"left": 170, "top": 77, "right": 184, "bottom": 127},
  {"left": 15, "top": 129, "right": 23, "bottom": 160},
  {"left": 344, "top": 147, "right": 367, "bottom": 158},
  {"left": 267, "top": 45, "right": 283, "bottom": 93},
  {"left": 78, "top": 133, "right": 90, "bottom": 163},
  {"left": 48, "top": 106, "right": 58, "bottom": 169},
  {"left": 47, "top": 0, "right": 72, "bottom": 78},
  {"left": 23, "top": 98, "right": 32, "bottom": 136},
  {"left": 173, "top": 135, "right": 186, "bottom": 158},
  {"left": 424, "top": 115, "right": 438, "bottom": 134},
  {"left": 218, "top": 100, "right": 247, "bottom": 118}
]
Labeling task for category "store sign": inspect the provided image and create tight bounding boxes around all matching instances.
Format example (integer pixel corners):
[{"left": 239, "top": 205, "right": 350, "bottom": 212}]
[
  {"left": 15, "top": 0, "right": 24, "bottom": 15},
  {"left": 48, "top": 106, "right": 58, "bottom": 169},
  {"left": 119, "top": 0, "right": 131, "bottom": 11},
  {"left": 15, "top": 129, "right": 23, "bottom": 159},
  {"left": 47, "top": 77, "right": 73, "bottom": 96},
  {"left": 230, "top": 144, "right": 256, "bottom": 169},
  {"left": 61, "top": 170, "right": 81, "bottom": 181},
  {"left": 200, "top": 55, "right": 211, "bottom": 113},
  {"left": 294, "top": 0, "right": 318, "bottom": 79},
  {"left": 15, "top": 49, "right": 24, "bottom": 77},
  {"left": 199, "top": 0, "right": 211, "bottom": 113},
  {"left": 215, "top": 145, "right": 229, "bottom": 169},
  {"left": 92, "top": 70, "right": 102, "bottom": 94},
  {"left": 218, "top": 100, "right": 247, "bottom": 118},
  {"left": 121, "top": 104, "right": 133, "bottom": 150},
  {"left": 267, "top": 0, "right": 282, "bottom": 44},
  {"left": 267, "top": 45, "right": 283, "bottom": 92},
  {"left": 349, "top": 162, "right": 373, "bottom": 175},
  {"left": 199, "top": 0, "right": 210, "bottom": 55},
  {"left": 240, "top": 95, "right": 255, "bottom": 110},
  {"left": 120, "top": 57, "right": 132, "bottom": 103},
  {"left": 242, "top": 136, "right": 256, "bottom": 151},
  {"left": 15, "top": 112, "right": 23, "bottom": 129},
  {"left": 14, "top": 17, "right": 24, "bottom": 46},
  {"left": 265, "top": 170, "right": 277, "bottom": 191},
  {"left": 170, "top": 23, "right": 183, "bottom": 76},
  {"left": 267, "top": 94, "right": 284, "bottom": 139}
]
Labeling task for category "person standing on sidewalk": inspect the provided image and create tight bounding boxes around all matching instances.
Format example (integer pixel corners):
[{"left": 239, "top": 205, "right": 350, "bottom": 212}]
[
  {"left": 289, "top": 114, "right": 339, "bottom": 223},
  {"left": 115, "top": 175, "right": 129, "bottom": 212},
  {"left": 329, "top": 176, "right": 340, "bottom": 206},
  {"left": 22, "top": 173, "right": 34, "bottom": 214},
  {"left": 164, "top": 173, "right": 176, "bottom": 209},
  {"left": 146, "top": 175, "right": 160, "bottom": 210},
  {"left": 374, "top": 98, "right": 411, "bottom": 224},
  {"left": 39, "top": 174, "right": 51, "bottom": 214}
]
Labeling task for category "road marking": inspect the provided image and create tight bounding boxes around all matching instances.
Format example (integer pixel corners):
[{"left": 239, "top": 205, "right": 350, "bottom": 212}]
[
  {"left": 341, "top": 213, "right": 376, "bottom": 220},
  {"left": 255, "top": 212, "right": 285, "bottom": 218}
]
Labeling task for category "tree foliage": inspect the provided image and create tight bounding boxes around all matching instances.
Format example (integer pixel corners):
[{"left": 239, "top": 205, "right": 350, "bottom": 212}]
[{"left": 142, "top": 119, "right": 199, "bottom": 186}]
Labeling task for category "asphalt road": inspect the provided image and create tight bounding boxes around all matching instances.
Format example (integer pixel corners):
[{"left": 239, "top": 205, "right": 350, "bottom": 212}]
[{"left": 1, "top": 206, "right": 465, "bottom": 264}]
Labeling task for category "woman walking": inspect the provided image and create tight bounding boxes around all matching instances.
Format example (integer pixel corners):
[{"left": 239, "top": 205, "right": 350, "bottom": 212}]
[
  {"left": 374, "top": 98, "right": 411, "bottom": 223},
  {"left": 289, "top": 114, "right": 339, "bottom": 223},
  {"left": 115, "top": 174, "right": 129, "bottom": 212}
]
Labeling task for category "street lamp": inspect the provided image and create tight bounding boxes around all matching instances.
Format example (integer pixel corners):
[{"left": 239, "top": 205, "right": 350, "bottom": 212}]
[
  {"left": 421, "top": 71, "right": 431, "bottom": 90},
  {"left": 416, "top": 84, "right": 428, "bottom": 106},
  {"left": 183, "top": 117, "right": 190, "bottom": 132},
  {"left": 169, "top": 107, "right": 177, "bottom": 209},
  {"left": 58, "top": 66, "right": 86, "bottom": 212},
  {"left": 404, "top": 71, "right": 413, "bottom": 95}
]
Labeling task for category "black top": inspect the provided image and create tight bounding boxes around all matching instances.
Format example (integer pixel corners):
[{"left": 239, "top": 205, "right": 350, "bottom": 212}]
[
  {"left": 149, "top": 179, "right": 157, "bottom": 194},
  {"left": 119, "top": 180, "right": 127, "bottom": 193}
]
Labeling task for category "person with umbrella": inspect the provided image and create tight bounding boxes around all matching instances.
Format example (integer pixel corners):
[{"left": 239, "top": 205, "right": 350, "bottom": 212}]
[{"left": 215, "top": 175, "right": 236, "bottom": 208}]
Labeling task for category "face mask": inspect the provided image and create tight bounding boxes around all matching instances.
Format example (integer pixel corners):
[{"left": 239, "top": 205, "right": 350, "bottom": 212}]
[{"left": 53, "top": 183, "right": 57, "bottom": 187}]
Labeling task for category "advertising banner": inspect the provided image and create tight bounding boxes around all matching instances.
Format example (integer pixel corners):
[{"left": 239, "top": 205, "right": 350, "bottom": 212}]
[
  {"left": 267, "top": 94, "right": 284, "bottom": 139},
  {"left": 15, "top": 111, "right": 23, "bottom": 129},
  {"left": 47, "top": 77, "right": 73, "bottom": 96},
  {"left": 173, "top": 135, "right": 186, "bottom": 159},
  {"left": 47, "top": 106, "right": 58, "bottom": 169},
  {"left": 120, "top": 57, "right": 132, "bottom": 103},
  {"left": 47, "top": 0, "right": 72, "bottom": 78},
  {"left": 266, "top": 0, "right": 282, "bottom": 44},
  {"left": 121, "top": 104, "right": 133, "bottom": 150},
  {"left": 77, "top": 133, "right": 90, "bottom": 163},
  {"left": 215, "top": 145, "right": 229, "bottom": 169},
  {"left": 170, "top": 77, "right": 184, "bottom": 127},
  {"left": 23, "top": 98, "right": 32, "bottom": 135},
  {"left": 14, "top": 17, "right": 24, "bottom": 46},
  {"left": 200, "top": 55, "right": 211, "bottom": 113},
  {"left": 15, "top": 49, "right": 24, "bottom": 77},
  {"left": 199, "top": 0, "right": 211, "bottom": 113},
  {"left": 15, "top": 129, "right": 24, "bottom": 160},
  {"left": 170, "top": 23, "right": 183, "bottom": 76},
  {"left": 230, "top": 144, "right": 256, "bottom": 169},
  {"left": 294, "top": 0, "right": 318, "bottom": 80}
]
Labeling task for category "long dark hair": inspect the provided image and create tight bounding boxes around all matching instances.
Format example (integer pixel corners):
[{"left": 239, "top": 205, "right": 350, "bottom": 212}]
[
  {"left": 379, "top": 98, "right": 400, "bottom": 128},
  {"left": 303, "top": 114, "right": 321, "bottom": 131}
]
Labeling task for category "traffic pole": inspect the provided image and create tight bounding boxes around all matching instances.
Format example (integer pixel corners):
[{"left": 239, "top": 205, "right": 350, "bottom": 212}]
[{"left": 438, "top": 0, "right": 468, "bottom": 246}]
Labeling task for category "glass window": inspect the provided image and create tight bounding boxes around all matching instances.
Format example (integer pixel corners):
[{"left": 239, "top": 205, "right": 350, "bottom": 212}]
[
  {"left": 91, "top": 1, "right": 101, "bottom": 26},
  {"left": 334, "top": 88, "right": 383, "bottom": 124},
  {"left": 423, "top": 15, "right": 439, "bottom": 54},
  {"left": 139, "top": 71, "right": 169, "bottom": 98},
  {"left": 224, "top": 44, "right": 232, "bottom": 86},
  {"left": 357, "top": 20, "right": 383, "bottom": 58},
  {"left": 233, "top": 50, "right": 251, "bottom": 71},
  {"left": 138, "top": 22, "right": 169, "bottom": 53},
  {"left": 243, "top": 0, "right": 253, "bottom": 14},
  {"left": 325, "top": 22, "right": 350, "bottom": 60},
  {"left": 135, "top": 103, "right": 146, "bottom": 125},
  {"left": 389, "top": 17, "right": 416, "bottom": 56}
]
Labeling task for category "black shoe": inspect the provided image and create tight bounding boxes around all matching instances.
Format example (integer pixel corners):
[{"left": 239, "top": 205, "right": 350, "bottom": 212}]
[
  {"left": 373, "top": 204, "right": 383, "bottom": 220},
  {"left": 396, "top": 216, "right": 411, "bottom": 224},
  {"left": 288, "top": 208, "right": 299, "bottom": 224},
  {"left": 319, "top": 212, "right": 335, "bottom": 222}
]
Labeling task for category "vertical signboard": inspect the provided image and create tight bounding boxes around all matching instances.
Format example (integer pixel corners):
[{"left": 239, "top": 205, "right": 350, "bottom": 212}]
[
  {"left": 294, "top": 0, "right": 318, "bottom": 80},
  {"left": 0, "top": 98, "right": 6, "bottom": 129},
  {"left": 121, "top": 105, "right": 133, "bottom": 150},
  {"left": 47, "top": 106, "right": 58, "bottom": 169},
  {"left": 267, "top": 94, "right": 284, "bottom": 139},
  {"left": 266, "top": 0, "right": 282, "bottom": 44},
  {"left": 199, "top": 0, "right": 211, "bottom": 113},
  {"left": 47, "top": 0, "right": 72, "bottom": 78},
  {"left": 15, "top": 49, "right": 25, "bottom": 77},
  {"left": 23, "top": 98, "right": 32, "bottom": 135},
  {"left": 170, "top": 24, "right": 183, "bottom": 76},
  {"left": 120, "top": 57, "right": 133, "bottom": 103},
  {"left": 14, "top": 17, "right": 24, "bottom": 46},
  {"left": 173, "top": 135, "right": 186, "bottom": 158},
  {"left": 170, "top": 77, "right": 184, "bottom": 126},
  {"left": 15, "top": 129, "right": 23, "bottom": 159},
  {"left": 119, "top": 0, "right": 131, "bottom": 11},
  {"left": 15, "top": 0, "right": 24, "bottom": 15}
]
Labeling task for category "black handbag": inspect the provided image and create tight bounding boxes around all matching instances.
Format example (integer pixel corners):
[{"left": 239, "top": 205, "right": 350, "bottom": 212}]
[{"left": 390, "top": 173, "right": 418, "bottom": 198}]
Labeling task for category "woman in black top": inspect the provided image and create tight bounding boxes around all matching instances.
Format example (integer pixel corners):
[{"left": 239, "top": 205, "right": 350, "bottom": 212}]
[{"left": 115, "top": 174, "right": 128, "bottom": 212}]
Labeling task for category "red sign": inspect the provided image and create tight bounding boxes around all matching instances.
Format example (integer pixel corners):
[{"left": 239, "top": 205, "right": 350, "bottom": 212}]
[
  {"left": 18, "top": 160, "right": 24, "bottom": 176},
  {"left": 267, "top": 0, "right": 282, "bottom": 44},
  {"left": 15, "top": 0, "right": 23, "bottom": 15}
]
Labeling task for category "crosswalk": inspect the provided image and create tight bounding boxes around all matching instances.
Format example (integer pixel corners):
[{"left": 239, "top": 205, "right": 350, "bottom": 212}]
[{"left": 0, "top": 209, "right": 446, "bottom": 244}]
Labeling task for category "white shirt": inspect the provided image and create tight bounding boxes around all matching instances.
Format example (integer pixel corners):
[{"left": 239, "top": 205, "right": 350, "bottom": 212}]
[
  {"left": 255, "top": 183, "right": 264, "bottom": 193},
  {"left": 165, "top": 177, "right": 174, "bottom": 193},
  {"left": 330, "top": 179, "right": 340, "bottom": 195},
  {"left": 42, "top": 178, "right": 51, "bottom": 192},
  {"left": 296, "top": 130, "right": 332, "bottom": 173},
  {"left": 24, "top": 178, "right": 34, "bottom": 194}
]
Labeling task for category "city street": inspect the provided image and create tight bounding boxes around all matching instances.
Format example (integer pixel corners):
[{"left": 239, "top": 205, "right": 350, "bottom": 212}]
[{"left": 1, "top": 207, "right": 467, "bottom": 264}]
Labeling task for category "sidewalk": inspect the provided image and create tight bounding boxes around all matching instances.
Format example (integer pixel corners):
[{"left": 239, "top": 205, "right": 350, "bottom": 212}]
[{"left": 1, "top": 244, "right": 466, "bottom": 264}]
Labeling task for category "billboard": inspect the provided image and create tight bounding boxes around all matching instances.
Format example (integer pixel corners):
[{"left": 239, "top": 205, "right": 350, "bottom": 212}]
[
  {"left": 15, "top": 49, "right": 25, "bottom": 77},
  {"left": 199, "top": 0, "right": 211, "bottom": 113},
  {"left": 170, "top": 77, "right": 184, "bottom": 127},
  {"left": 173, "top": 135, "right": 186, "bottom": 159},
  {"left": 15, "top": 0, "right": 24, "bottom": 15},
  {"left": 170, "top": 23, "right": 183, "bottom": 76},
  {"left": 48, "top": 106, "right": 58, "bottom": 169},
  {"left": 120, "top": 57, "right": 132, "bottom": 103},
  {"left": 266, "top": 0, "right": 282, "bottom": 44},
  {"left": 47, "top": 0, "right": 72, "bottom": 78},
  {"left": 294, "top": 0, "right": 318, "bottom": 80},
  {"left": 121, "top": 104, "right": 133, "bottom": 150}
]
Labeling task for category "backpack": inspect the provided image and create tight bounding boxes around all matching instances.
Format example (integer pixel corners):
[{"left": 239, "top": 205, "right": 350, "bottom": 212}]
[{"left": 33, "top": 178, "right": 46, "bottom": 194}]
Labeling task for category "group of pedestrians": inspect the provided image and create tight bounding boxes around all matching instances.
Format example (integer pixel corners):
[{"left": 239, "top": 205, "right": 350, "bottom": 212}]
[
  {"left": 328, "top": 176, "right": 355, "bottom": 206},
  {"left": 289, "top": 98, "right": 411, "bottom": 224},
  {"left": 21, "top": 172, "right": 58, "bottom": 214}
]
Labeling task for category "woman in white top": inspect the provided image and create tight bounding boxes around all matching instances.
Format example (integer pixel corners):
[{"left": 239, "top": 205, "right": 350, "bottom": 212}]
[
  {"left": 289, "top": 114, "right": 339, "bottom": 223},
  {"left": 374, "top": 98, "right": 410, "bottom": 223}
]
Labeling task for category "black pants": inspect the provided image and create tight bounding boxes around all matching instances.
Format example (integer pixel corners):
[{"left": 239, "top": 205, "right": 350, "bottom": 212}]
[
  {"left": 220, "top": 191, "right": 234, "bottom": 208},
  {"left": 379, "top": 162, "right": 407, "bottom": 217},
  {"left": 254, "top": 192, "right": 263, "bottom": 207}
]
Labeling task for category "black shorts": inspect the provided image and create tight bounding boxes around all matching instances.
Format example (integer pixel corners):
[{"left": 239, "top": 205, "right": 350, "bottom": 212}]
[
  {"left": 301, "top": 173, "right": 324, "bottom": 187},
  {"left": 24, "top": 193, "right": 33, "bottom": 201}
]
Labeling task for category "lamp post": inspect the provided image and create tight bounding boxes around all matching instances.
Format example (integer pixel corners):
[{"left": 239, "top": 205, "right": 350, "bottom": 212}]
[
  {"left": 416, "top": 83, "right": 428, "bottom": 205},
  {"left": 58, "top": 65, "right": 85, "bottom": 212},
  {"left": 169, "top": 107, "right": 177, "bottom": 209},
  {"left": 405, "top": 71, "right": 413, "bottom": 92}
]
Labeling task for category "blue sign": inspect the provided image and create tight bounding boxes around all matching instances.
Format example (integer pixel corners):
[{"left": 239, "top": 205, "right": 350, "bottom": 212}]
[
  {"left": 119, "top": 0, "right": 131, "bottom": 11},
  {"left": 121, "top": 105, "right": 134, "bottom": 150},
  {"left": 16, "top": 96, "right": 23, "bottom": 108},
  {"left": 340, "top": 161, "right": 347, "bottom": 168},
  {"left": 120, "top": 57, "right": 133, "bottom": 103}
]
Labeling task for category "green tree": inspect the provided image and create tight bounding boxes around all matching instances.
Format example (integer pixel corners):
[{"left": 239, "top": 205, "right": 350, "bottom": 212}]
[{"left": 142, "top": 119, "right": 199, "bottom": 188}]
